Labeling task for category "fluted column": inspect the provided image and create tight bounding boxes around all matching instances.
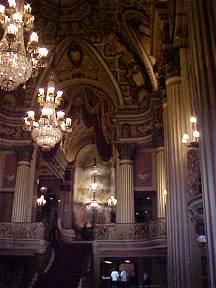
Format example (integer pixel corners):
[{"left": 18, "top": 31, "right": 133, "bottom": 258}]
[
  {"left": 12, "top": 144, "right": 33, "bottom": 222},
  {"left": 189, "top": 1, "right": 216, "bottom": 286},
  {"left": 116, "top": 143, "right": 135, "bottom": 223},
  {"left": 164, "top": 74, "right": 192, "bottom": 288},
  {"left": 60, "top": 162, "right": 74, "bottom": 229},
  {"left": 156, "top": 147, "right": 166, "bottom": 217}
]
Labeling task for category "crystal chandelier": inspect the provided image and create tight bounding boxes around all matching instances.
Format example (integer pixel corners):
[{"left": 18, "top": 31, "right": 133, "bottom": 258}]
[
  {"left": 0, "top": 0, "right": 48, "bottom": 91},
  {"left": 88, "top": 158, "right": 101, "bottom": 207},
  {"left": 24, "top": 74, "right": 72, "bottom": 151},
  {"left": 182, "top": 116, "right": 200, "bottom": 146}
]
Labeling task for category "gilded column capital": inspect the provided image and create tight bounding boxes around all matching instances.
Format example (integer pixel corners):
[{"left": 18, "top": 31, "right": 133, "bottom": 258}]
[
  {"left": 14, "top": 144, "right": 34, "bottom": 162},
  {"left": 154, "top": 46, "right": 181, "bottom": 81},
  {"left": 116, "top": 143, "right": 136, "bottom": 161}
]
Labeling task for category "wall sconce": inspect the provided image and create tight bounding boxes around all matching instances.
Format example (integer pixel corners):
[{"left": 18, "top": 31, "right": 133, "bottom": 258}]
[
  {"left": 182, "top": 116, "right": 199, "bottom": 146},
  {"left": 107, "top": 195, "right": 117, "bottom": 206},
  {"left": 37, "top": 195, "right": 46, "bottom": 206}
]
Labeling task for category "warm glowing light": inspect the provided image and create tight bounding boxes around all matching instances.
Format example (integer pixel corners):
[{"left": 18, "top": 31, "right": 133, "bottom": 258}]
[
  {"left": 57, "top": 111, "right": 65, "bottom": 120},
  {"left": 0, "top": 5, "right": 5, "bottom": 14},
  {"left": 27, "top": 111, "right": 35, "bottom": 119},
  {"left": 182, "top": 116, "right": 199, "bottom": 146},
  {"left": 30, "top": 32, "right": 39, "bottom": 43},
  {"left": 193, "top": 130, "right": 200, "bottom": 139},
  {"left": 8, "top": 0, "right": 16, "bottom": 8},
  {"left": 24, "top": 75, "right": 72, "bottom": 150},
  {"left": 38, "top": 47, "right": 48, "bottom": 58},
  {"left": 190, "top": 116, "right": 197, "bottom": 124},
  {"left": 7, "top": 23, "right": 18, "bottom": 35},
  {"left": 0, "top": 1, "right": 48, "bottom": 90},
  {"left": 37, "top": 195, "right": 46, "bottom": 206}
]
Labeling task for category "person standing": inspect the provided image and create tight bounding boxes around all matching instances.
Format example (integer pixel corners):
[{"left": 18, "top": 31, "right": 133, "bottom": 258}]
[
  {"left": 120, "top": 268, "right": 128, "bottom": 287},
  {"left": 111, "top": 269, "right": 120, "bottom": 288},
  {"left": 143, "top": 272, "right": 150, "bottom": 288}
]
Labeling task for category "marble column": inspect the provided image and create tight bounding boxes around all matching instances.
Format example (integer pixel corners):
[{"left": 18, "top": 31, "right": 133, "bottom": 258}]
[
  {"left": 61, "top": 162, "right": 74, "bottom": 229},
  {"left": 156, "top": 147, "right": 166, "bottom": 217},
  {"left": 116, "top": 143, "right": 135, "bottom": 224},
  {"left": 189, "top": 1, "right": 216, "bottom": 286},
  {"left": 164, "top": 74, "right": 192, "bottom": 288},
  {"left": 11, "top": 144, "right": 33, "bottom": 222}
]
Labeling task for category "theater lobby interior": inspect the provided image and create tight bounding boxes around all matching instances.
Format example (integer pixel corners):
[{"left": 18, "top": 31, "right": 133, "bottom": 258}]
[{"left": 0, "top": 0, "right": 215, "bottom": 287}]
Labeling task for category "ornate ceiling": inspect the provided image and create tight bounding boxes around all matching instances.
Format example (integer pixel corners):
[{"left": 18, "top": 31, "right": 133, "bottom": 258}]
[{"left": 0, "top": 0, "right": 169, "bottom": 160}]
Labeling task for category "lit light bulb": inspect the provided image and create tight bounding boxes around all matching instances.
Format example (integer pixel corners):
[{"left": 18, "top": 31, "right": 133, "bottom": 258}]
[
  {"left": 66, "top": 118, "right": 71, "bottom": 126},
  {"left": 12, "top": 12, "right": 22, "bottom": 23},
  {"left": 190, "top": 116, "right": 197, "bottom": 124},
  {"left": 24, "top": 4, "right": 31, "bottom": 13},
  {"left": 30, "top": 32, "right": 39, "bottom": 43},
  {"left": 7, "top": 24, "right": 18, "bottom": 35},
  {"left": 0, "top": 5, "right": 5, "bottom": 14},
  {"left": 39, "top": 88, "right": 45, "bottom": 95},
  {"left": 8, "top": 0, "right": 16, "bottom": 8},
  {"left": 57, "top": 111, "right": 65, "bottom": 120},
  {"left": 182, "top": 133, "right": 189, "bottom": 144},
  {"left": 27, "top": 111, "right": 35, "bottom": 119},
  {"left": 193, "top": 130, "right": 200, "bottom": 139},
  {"left": 38, "top": 47, "right": 48, "bottom": 58},
  {"left": 48, "top": 86, "right": 55, "bottom": 95}
]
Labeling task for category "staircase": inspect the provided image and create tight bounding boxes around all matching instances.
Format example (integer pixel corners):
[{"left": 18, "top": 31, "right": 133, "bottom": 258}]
[{"left": 34, "top": 241, "right": 92, "bottom": 288}]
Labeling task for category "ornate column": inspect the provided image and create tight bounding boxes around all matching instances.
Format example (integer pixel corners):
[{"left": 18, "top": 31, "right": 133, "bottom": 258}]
[
  {"left": 116, "top": 143, "right": 135, "bottom": 223},
  {"left": 60, "top": 162, "right": 75, "bottom": 229},
  {"left": 12, "top": 144, "right": 33, "bottom": 222},
  {"left": 156, "top": 147, "right": 166, "bottom": 217},
  {"left": 189, "top": 1, "right": 216, "bottom": 286},
  {"left": 160, "top": 47, "right": 192, "bottom": 288}
]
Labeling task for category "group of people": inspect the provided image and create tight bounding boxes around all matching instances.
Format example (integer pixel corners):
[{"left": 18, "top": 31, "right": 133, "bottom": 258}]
[
  {"left": 110, "top": 268, "right": 128, "bottom": 287},
  {"left": 110, "top": 268, "right": 150, "bottom": 288}
]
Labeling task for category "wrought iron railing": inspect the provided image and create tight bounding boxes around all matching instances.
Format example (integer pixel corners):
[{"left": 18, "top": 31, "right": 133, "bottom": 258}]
[
  {"left": 94, "top": 218, "right": 167, "bottom": 241},
  {"left": 0, "top": 222, "right": 46, "bottom": 240}
]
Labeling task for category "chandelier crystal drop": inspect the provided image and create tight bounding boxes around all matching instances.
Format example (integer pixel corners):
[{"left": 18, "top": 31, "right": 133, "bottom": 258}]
[
  {"left": 24, "top": 74, "right": 72, "bottom": 151},
  {"left": 0, "top": 1, "right": 48, "bottom": 91}
]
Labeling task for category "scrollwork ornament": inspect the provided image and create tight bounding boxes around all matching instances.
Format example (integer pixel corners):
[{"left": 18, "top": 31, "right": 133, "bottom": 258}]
[{"left": 154, "top": 46, "right": 181, "bottom": 82}]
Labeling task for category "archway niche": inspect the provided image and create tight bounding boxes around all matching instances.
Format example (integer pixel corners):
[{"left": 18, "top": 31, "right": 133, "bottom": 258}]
[{"left": 73, "top": 143, "right": 115, "bottom": 230}]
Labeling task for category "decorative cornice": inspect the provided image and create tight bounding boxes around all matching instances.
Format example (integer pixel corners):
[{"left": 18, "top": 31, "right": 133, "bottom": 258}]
[{"left": 154, "top": 46, "right": 181, "bottom": 82}]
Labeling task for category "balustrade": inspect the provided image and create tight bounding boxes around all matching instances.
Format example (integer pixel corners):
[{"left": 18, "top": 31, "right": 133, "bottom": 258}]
[
  {"left": 0, "top": 222, "right": 46, "bottom": 240},
  {"left": 94, "top": 218, "right": 167, "bottom": 241}
]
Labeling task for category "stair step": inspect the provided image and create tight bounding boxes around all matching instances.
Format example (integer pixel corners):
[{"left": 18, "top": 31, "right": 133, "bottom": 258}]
[{"left": 34, "top": 242, "right": 92, "bottom": 288}]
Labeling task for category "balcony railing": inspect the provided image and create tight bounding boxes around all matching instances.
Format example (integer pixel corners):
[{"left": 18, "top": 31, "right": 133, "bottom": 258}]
[
  {"left": 0, "top": 222, "right": 46, "bottom": 240},
  {"left": 94, "top": 218, "right": 167, "bottom": 241}
]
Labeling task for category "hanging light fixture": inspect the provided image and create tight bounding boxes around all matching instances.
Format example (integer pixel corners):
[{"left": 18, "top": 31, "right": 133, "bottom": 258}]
[
  {"left": 182, "top": 116, "right": 200, "bottom": 146},
  {"left": 88, "top": 158, "right": 101, "bottom": 207},
  {"left": 0, "top": 0, "right": 48, "bottom": 91},
  {"left": 107, "top": 195, "right": 117, "bottom": 206},
  {"left": 24, "top": 73, "right": 72, "bottom": 150}
]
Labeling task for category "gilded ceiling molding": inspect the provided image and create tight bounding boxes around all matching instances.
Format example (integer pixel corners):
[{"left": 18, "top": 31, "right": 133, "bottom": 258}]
[
  {"left": 122, "top": 10, "right": 158, "bottom": 92},
  {"left": 32, "top": 37, "right": 123, "bottom": 107}
]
